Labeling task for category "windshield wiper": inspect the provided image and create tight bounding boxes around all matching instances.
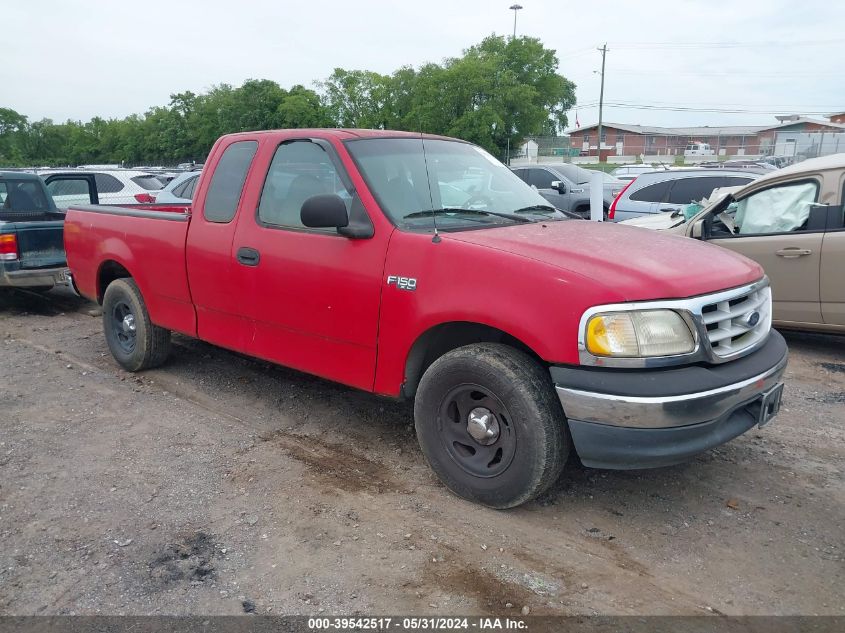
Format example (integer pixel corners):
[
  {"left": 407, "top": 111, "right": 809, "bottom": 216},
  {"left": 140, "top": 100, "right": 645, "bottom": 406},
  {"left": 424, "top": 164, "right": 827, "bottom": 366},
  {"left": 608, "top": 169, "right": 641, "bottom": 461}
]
[
  {"left": 513, "top": 204, "right": 580, "bottom": 220},
  {"left": 512, "top": 204, "right": 558, "bottom": 214},
  {"left": 404, "top": 208, "right": 533, "bottom": 223}
]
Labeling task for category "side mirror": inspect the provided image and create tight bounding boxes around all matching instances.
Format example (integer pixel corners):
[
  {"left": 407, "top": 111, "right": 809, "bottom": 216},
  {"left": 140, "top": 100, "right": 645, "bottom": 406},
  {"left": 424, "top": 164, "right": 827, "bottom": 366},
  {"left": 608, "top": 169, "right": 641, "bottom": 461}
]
[
  {"left": 691, "top": 218, "right": 704, "bottom": 239},
  {"left": 550, "top": 180, "right": 567, "bottom": 194},
  {"left": 301, "top": 194, "right": 349, "bottom": 229}
]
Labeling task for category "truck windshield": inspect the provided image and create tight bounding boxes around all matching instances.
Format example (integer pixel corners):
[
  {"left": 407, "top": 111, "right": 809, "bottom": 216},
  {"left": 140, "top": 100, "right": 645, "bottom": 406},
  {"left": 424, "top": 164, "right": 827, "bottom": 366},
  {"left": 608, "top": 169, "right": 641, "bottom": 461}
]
[{"left": 345, "top": 138, "right": 565, "bottom": 230}]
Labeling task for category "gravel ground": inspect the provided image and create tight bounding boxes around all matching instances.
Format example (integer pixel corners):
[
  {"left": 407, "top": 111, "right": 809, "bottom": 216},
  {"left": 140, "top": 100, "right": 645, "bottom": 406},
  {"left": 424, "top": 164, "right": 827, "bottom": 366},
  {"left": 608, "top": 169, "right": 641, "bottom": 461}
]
[{"left": 0, "top": 287, "right": 843, "bottom": 616}]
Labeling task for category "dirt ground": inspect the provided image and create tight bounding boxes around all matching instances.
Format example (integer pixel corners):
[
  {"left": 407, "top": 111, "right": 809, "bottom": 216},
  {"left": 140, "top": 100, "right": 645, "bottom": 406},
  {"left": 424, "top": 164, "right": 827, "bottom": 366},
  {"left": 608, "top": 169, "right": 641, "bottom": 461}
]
[{"left": 0, "top": 287, "right": 843, "bottom": 617}]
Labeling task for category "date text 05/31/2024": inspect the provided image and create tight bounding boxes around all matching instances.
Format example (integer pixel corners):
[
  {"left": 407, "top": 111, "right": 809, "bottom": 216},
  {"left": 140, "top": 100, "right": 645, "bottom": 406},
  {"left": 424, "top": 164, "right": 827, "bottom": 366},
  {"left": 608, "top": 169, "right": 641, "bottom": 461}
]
[{"left": 307, "top": 616, "right": 528, "bottom": 630}]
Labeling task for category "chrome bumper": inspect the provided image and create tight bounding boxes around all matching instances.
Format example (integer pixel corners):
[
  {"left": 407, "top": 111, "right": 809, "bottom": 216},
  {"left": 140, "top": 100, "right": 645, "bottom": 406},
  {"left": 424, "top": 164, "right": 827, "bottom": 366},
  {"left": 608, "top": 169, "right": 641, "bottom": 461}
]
[{"left": 555, "top": 352, "right": 788, "bottom": 429}]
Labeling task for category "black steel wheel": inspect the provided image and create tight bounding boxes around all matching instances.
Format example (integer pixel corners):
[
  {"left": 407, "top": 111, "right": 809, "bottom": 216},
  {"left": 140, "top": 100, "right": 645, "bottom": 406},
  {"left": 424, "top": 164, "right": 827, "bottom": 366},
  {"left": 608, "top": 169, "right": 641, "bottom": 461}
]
[
  {"left": 414, "top": 343, "right": 569, "bottom": 509},
  {"left": 102, "top": 278, "right": 171, "bottom": 372},
  {"left": 438, "top": 384, "right": 517, "bottom": 478},
  {"left": 110, "top": 299, "right": 137, "bottom": 354}
]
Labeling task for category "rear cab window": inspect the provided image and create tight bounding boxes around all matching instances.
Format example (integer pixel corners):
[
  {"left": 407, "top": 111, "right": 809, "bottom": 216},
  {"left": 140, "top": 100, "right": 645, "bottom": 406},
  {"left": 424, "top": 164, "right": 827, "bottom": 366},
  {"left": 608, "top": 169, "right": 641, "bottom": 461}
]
[
  {"left": 203, "top": 141, "right": 259, "bottom": 223},
  {"left": 0, "top": 179, "right": 50, "bottom": 211}
]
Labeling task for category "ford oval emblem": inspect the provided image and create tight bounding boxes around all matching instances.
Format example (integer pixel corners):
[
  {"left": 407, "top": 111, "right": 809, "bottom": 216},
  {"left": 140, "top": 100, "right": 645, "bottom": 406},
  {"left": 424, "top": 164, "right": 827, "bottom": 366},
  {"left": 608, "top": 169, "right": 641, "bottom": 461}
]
[{"left": 745, "top": 311, "right": 760, "bottom": 327}]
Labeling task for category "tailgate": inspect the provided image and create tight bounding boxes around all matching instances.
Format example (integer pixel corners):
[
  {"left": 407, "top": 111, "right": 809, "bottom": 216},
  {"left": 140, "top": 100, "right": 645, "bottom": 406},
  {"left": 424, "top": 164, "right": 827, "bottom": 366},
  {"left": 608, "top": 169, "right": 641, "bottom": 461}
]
[{"left": 9, "top": 219, "right": 66, "bottom": 269}]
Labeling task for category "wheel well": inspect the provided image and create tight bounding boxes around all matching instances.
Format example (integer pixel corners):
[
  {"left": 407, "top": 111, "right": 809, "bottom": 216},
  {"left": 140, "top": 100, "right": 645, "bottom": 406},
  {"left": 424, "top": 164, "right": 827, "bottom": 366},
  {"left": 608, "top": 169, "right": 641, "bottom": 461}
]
[
  {"left": 402, "top": 322, "right": 544, "bottom": 399},
  {"left": 97, "top": 260, "right": 131, "bottom": 304}
]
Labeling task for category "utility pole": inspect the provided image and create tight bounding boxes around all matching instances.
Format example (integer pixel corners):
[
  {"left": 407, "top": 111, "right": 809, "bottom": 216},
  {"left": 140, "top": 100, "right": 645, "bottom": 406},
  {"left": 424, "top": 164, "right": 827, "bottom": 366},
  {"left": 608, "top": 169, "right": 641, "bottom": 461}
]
[
  {"left": 596, "top": 43, "right": 607, "bottom": 162},
  {"left": 506, "top": 4, "right": 523, "bottom": 163},
  {"left": 509, "top": 4, "right": 523, "bottom": 39}
]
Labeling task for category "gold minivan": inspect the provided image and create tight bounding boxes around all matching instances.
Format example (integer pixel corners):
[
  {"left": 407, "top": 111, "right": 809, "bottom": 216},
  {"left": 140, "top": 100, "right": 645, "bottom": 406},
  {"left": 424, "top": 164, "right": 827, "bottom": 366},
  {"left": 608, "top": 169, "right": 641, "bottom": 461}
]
[{"left": 621, "top": 154, "right": 845, "bottom": 333}]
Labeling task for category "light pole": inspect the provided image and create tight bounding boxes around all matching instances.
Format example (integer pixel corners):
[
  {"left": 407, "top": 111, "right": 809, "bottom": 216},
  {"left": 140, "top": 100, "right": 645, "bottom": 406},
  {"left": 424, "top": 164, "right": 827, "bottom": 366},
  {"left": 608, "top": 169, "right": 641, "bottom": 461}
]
[
  {"left": 596, "top": 43, "right": 607, "bottom": 162},
  {"left": 509, "top": 4, "right": 523, "bottom": 39}
]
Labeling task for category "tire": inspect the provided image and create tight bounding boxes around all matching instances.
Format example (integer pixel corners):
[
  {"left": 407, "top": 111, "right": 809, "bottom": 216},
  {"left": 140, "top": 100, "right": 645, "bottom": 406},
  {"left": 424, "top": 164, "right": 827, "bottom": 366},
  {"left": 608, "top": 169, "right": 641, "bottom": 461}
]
[
  {"left": 102, "top": 278, "right": 171, "bottom": 372},
  {"left": 414, "top": 343, "right": 569, "bottom": 509}
]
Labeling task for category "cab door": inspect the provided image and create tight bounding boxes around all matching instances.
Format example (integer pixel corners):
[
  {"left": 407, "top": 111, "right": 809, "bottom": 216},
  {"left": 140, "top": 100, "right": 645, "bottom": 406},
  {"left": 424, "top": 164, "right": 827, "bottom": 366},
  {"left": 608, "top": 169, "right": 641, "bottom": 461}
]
[
  {"left": 231, "top": 137, "right": 388, "bottom": 391},
  {"left": 43, "top": 173, "right": 99, "bottom": 209},
  {"left": 185, "top": 138, "right": 260, "bottom": 352},
  {"left": 527, "top": 168, "right": 572, "bottom": 211},
  {"left": 706, "top": 179, "right": 824, "bottom": 325}
]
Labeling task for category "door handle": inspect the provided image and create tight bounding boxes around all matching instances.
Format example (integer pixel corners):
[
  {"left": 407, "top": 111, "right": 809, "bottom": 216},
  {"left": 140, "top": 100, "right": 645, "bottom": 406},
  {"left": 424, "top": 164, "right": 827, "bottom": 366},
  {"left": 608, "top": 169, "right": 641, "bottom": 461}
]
[
  {"left": 236, "top": 246, "right": 260, "bottom": 266},
  {"left": 660, "top": 207, "right": 680, "bottom": 213},
  {"left": 775, "top": 247, "right": 812, "bottom": 258}
]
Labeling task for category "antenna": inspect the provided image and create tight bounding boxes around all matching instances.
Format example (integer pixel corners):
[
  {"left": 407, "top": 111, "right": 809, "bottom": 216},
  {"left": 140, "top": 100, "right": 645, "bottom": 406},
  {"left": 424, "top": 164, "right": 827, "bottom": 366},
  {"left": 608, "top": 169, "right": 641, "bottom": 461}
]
[{"left": 419, "top": 127, "right": 441, "bottom": 243}]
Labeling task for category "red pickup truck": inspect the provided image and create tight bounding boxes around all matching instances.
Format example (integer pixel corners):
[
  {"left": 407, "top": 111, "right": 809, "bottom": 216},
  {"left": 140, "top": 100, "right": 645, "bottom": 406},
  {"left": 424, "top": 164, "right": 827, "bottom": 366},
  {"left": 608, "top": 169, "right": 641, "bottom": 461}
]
[{"left": 65, "top": 129, "right": 788, "bottom": 508}]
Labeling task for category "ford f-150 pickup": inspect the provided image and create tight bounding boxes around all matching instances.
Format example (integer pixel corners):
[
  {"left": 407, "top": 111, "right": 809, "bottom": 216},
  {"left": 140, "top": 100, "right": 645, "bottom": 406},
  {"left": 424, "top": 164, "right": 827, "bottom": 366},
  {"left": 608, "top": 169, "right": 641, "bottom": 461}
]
[{"left": 64, "top": 129, "right": 788, "bottom": 508}]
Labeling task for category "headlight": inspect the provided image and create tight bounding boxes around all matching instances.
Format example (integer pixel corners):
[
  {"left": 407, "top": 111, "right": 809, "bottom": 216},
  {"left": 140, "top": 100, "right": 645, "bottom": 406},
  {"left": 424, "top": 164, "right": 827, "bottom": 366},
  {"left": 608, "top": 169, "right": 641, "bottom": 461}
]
[{"left": 585, "top": 309, "right": 695, "bottom": 357}]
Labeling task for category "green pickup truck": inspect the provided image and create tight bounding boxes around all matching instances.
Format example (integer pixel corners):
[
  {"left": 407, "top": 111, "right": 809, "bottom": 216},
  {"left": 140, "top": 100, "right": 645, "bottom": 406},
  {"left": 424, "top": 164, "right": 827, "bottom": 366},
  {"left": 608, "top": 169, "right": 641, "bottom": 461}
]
[{"left": 0, "top": 171, "right": 97, "bottom": 290}]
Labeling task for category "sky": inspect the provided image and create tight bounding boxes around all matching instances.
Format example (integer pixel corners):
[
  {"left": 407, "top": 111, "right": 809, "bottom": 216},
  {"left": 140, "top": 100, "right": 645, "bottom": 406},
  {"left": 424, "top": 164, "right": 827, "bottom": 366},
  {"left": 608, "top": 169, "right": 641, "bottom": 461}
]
[{"left": 3, "top": 0, "right": 844, "bottom": 130}]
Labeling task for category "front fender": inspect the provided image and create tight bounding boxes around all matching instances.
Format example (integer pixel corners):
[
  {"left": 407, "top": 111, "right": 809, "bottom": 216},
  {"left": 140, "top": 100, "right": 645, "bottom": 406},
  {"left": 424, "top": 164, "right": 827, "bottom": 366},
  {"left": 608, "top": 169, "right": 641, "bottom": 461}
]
[{"left": 372, "top": 231, "right": 624, "bottom": 396}]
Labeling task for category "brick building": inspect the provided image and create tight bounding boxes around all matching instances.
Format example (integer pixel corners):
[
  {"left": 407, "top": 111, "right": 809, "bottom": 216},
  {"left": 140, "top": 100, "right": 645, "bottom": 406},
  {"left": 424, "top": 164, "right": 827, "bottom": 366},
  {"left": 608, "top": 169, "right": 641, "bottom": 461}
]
[{"left": 568, "top": 116, "right": 845, "bottom": 158}]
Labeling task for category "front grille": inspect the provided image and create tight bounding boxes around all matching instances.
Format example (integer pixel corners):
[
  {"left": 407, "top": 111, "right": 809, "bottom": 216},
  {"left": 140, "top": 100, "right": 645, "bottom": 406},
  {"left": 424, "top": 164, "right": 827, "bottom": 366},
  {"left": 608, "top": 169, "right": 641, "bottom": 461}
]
[{"left": 700, "top": 284, "right": 772, "bottom": 358}]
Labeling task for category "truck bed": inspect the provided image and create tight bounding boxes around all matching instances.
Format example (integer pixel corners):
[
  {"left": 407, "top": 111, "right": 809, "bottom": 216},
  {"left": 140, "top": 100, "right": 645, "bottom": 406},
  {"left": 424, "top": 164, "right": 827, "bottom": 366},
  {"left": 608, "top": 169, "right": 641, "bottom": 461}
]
[{"left": 64, "top": 203, "right": 196, "bottom": 335}]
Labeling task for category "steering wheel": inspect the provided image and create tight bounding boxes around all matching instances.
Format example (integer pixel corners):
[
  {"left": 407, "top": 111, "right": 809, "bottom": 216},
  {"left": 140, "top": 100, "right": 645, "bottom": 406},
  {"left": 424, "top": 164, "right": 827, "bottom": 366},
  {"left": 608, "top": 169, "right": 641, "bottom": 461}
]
[{"left": 462, "top": 194, "right": 494, "bottom": 210}]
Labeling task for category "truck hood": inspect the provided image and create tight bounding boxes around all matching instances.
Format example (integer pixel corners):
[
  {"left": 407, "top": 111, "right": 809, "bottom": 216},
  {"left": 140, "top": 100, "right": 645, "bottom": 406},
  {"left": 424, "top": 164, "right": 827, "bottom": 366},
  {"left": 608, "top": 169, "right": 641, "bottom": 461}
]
[{"left": 443, "top": 220, "right": 762, "bottom": 302}]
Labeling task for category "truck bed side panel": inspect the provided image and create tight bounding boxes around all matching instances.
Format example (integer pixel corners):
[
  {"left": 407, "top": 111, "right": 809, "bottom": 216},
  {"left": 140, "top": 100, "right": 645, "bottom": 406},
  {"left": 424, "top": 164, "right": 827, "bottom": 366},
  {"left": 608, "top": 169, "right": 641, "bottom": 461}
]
[{"left": 65, "top": 206, "right": 196, "bottom": 336}]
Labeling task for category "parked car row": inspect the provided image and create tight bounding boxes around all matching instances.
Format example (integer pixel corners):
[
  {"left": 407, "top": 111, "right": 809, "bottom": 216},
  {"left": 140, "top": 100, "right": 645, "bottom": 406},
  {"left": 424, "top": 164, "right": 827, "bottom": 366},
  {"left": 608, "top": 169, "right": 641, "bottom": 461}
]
[
  {"left": 21, "top": 165, "right": 205, "bottom": 209},
  {"left": 39, "top": 169, "right": 165, "bottom": 207}
]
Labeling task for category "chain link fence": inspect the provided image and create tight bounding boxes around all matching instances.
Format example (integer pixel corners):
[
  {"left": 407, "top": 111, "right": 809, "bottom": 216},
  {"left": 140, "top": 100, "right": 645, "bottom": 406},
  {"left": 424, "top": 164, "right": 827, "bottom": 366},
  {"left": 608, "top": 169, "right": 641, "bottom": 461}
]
[{"left": 510, "top": 131, "right": 845, "bottom": 167}]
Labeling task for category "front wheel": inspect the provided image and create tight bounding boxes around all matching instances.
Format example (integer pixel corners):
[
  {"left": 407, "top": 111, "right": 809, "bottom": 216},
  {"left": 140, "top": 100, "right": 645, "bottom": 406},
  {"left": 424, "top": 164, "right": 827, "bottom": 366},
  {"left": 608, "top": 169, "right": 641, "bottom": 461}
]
[
  {"left": 414, "top": 343, "right": 569, "bottom": 509},
  {"left": 102, "top": 278, "right": 171, "bottom": 372}
]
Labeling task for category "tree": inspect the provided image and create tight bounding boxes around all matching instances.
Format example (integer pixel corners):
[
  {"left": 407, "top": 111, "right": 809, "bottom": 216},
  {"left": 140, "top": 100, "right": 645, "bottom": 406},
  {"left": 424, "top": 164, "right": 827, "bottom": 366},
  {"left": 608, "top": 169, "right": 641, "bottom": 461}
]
[
  {"left": 276, "top": 85, "right": 332, "bottom": 129},
  {"left": 319, "top": 35, "right": 576, "bottom": 157},
  {"left": 318, "top": 69, "right": 392, "bottom": 128},
  {"left": 0, "top": 108, "right": 29, "bottom": 164}
]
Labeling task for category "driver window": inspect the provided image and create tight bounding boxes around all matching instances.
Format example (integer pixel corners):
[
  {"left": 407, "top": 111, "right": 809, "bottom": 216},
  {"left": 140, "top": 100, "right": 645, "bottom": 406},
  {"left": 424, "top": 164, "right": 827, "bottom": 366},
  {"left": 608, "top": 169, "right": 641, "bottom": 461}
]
[
  {"left": 258, "top": 141, "right": 352, "bottom": 230},
  {"left": 734, "top": 181, "right": 818, "bottom": 235}
]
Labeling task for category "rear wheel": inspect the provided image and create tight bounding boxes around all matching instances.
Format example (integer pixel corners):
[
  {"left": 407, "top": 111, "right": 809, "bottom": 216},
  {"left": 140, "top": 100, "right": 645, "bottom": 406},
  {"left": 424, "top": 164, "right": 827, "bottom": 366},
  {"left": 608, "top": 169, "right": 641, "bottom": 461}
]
[
  {"left": 102, "top": 278, "right": 170, "bottom": 371},
  {"left": 414, "top": 343, "right": 569, "bottom": 508}
]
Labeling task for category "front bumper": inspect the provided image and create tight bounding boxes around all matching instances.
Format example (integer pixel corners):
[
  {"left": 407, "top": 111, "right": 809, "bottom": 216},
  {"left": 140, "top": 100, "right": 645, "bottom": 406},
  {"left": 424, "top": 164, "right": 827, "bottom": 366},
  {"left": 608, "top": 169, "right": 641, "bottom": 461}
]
[
  {"left": 552, "top": 330, "right": 788, "bottom": 469},
  {"left": 0, "top": 266, "right": 71, "bottom": 289}
]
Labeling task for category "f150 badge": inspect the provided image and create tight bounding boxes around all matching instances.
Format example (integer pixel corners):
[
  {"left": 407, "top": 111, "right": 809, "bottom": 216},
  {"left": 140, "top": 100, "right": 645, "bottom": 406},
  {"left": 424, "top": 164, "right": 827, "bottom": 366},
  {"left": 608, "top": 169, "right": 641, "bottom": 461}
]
[{"left": 387, "top": 275, "right": 417, "bottom": 291}]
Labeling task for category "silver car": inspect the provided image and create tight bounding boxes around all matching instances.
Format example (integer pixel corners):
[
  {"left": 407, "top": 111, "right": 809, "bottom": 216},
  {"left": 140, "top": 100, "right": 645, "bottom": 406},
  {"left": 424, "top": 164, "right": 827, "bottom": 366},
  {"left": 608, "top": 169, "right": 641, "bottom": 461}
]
[
  {"left": 511, "top": 164, "right": 625, "bottom": 218},
  {"left": 153, "top": 170, "right": 201, "bottom": 204},
  {"left": 608, "top": 169, "right": 758, "bottom": 221},
  {"left": 610, "top": 164, "right": 667, "bottom": 181}
]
